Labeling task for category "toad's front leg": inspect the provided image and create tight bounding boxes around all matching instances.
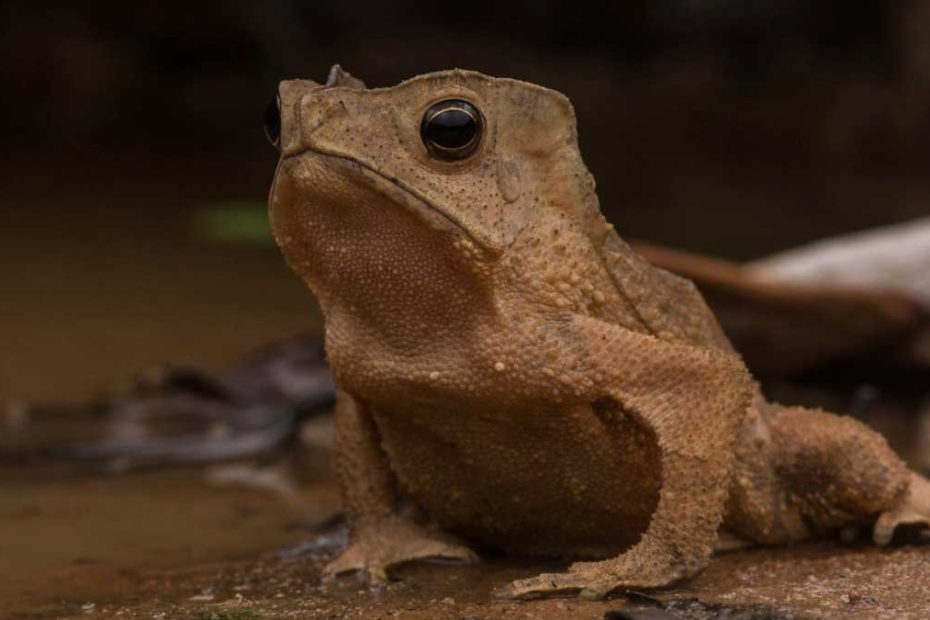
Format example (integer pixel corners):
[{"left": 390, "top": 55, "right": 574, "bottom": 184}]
[
  {"left": 324, "top": 390, "right": 477, "bottom": 584},
  {"left": 498, "top": 320, "right": 752, "bottom": 599}
]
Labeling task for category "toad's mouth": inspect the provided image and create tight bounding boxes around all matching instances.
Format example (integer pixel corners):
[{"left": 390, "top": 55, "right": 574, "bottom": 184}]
[{"left": 280, "top": 148, "right": 499, "bottom": 254}]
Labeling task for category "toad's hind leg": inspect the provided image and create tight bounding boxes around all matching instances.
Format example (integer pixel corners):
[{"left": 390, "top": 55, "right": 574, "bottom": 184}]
[{"left": 768, "top": 405, "right": 927, "bottom": 543}]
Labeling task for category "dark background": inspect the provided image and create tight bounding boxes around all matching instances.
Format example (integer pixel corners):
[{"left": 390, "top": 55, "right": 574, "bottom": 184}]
[{"left": 2, "top": 0, "right": 929, "bottom": 402}]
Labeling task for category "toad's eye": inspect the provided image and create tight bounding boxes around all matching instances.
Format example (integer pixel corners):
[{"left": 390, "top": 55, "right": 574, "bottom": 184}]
[
  {"left": 420, "top": 99, "right": 482, "bottom": 160},
  {"left": 264, "top": 94, "right": 281, "bottom": 149}
]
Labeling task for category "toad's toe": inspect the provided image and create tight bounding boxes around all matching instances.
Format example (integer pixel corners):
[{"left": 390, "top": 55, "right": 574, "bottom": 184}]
[{"left": 874, "top": 473, "right": 930, "bottom": 545}]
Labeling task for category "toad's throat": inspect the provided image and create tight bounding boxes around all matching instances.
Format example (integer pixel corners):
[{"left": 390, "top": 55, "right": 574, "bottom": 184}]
[{"left": 292, "top": 147, "right": 499, "bottom": 254}]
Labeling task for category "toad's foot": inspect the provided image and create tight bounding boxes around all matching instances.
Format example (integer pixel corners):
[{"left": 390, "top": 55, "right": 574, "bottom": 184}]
[
  {"left": 323, "top": 517, "right": 478, "bottom": 585},
  {"left": 874, "top": 472, "right": 930, "bottom": 545},
  {"left": 495, "top": 557, "right": 685, "bottom": 601}
]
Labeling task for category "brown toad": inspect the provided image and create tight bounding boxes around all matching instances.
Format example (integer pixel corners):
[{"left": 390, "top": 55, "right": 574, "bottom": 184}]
[{"left": 265, "top": 66, "right": 930, "bottom": 599}]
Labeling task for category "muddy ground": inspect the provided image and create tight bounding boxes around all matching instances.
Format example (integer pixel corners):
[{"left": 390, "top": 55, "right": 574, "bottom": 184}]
[{"left": 4, "top": 432, "right": 930, "bottom": 620}]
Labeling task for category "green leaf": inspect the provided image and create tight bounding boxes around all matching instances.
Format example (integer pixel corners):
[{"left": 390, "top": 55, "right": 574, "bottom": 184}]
[{"left": 192, "top": 201, "right": 274, "bottom": 245}]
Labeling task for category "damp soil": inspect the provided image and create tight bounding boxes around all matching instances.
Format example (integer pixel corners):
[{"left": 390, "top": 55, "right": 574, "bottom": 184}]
[{"left": 4, "top": 442, "right": 930, "bottom": 620}]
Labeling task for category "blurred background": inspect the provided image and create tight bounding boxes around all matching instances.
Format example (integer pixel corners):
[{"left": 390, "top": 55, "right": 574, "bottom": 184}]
[{"left": 2, "top": 0, "right": 929, "bottom": 403}]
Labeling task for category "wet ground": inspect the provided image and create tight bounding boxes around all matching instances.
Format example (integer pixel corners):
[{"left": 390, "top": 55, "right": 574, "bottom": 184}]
[
  {"left": 4, "top": 451, "right": 930, "bottom": 620},
  {"left": 7, "top": 395, "right": 929, "bottom": 618}
]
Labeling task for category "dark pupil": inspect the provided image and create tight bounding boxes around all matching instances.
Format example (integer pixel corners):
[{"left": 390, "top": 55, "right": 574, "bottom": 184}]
[
  {"left": 427, "top": 108, "right": 477, "bottom": 149},
  {"left": 421, "top": 99, "right": 482, "bottom": 159},
  {"left": 264, "top": 95, "right": 281, "bottom": 146}
]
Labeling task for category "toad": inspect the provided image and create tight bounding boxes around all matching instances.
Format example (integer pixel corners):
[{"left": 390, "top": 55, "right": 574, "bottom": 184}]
[{"left": 265, "top": 66, "right": 930, "bottom": 599}]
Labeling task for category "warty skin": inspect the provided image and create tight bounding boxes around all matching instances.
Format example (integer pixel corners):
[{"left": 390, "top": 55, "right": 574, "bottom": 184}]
[{"left": 267, "top": 66, "right": 930, "bottom": 599}]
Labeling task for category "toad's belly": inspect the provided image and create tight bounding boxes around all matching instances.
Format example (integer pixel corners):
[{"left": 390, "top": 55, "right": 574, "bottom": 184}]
[{"left": 373, "top": 402, "right": 661, "bottom": 559}]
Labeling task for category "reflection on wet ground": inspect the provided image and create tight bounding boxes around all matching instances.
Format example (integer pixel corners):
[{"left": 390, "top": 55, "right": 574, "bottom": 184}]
[{"left": 0, "top": 462, "right": 331, "bottom": 618}]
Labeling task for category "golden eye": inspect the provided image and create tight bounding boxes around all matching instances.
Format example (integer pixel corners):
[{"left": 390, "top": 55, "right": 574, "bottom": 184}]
[{"left": 420, "top": 99, "right": 482, "bottom": 160}]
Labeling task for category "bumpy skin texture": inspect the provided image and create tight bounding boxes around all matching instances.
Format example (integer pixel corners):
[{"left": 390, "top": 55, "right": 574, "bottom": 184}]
[{"left": 267, "top": 66, "right": 930, "bottom": 599}]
